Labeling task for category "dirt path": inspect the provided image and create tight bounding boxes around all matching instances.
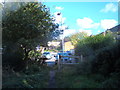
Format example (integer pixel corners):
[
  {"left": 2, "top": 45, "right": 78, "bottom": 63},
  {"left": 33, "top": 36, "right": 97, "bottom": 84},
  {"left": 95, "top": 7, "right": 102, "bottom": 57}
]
[{"left": 48, "top": 70, "right": 57, "bottom": 88}]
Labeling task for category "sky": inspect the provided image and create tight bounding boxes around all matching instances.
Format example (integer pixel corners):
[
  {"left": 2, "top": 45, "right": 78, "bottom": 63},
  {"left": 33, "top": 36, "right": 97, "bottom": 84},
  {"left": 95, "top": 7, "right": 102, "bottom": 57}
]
[
  {"left": 0, "top": 1, "right": 119, "bottom": 36},
  {"left": 1, "top": 0, "right": 118, "bottom": 37},
  {"left": 41, "top": 2, "right": 118, "bottom": 37}
]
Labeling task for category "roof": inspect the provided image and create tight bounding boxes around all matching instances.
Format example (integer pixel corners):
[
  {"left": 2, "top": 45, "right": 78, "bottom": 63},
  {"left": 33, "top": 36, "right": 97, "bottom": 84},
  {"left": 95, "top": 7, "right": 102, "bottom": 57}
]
[{"left": 107, "top": 24, "right": 120, "bottom": 32}]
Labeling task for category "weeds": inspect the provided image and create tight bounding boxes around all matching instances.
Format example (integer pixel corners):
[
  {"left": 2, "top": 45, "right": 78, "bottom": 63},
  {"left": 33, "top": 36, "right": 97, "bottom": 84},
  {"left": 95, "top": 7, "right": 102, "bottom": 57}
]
[
  {"left": 2, "top": 65, "right": 50, "bottom": 88},
  {"left": 55, "top": 65, "right": 101, "bottom": 88}
]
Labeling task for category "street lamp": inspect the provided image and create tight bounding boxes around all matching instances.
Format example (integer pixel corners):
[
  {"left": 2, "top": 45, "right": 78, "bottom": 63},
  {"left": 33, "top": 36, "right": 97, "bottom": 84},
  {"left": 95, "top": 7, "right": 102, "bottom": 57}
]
[
  {"left": 57, "top": 12, "right": 65, "bottom": 63},
  {"left": 57, "top": 12, "right": 64, "bottom": 53}
]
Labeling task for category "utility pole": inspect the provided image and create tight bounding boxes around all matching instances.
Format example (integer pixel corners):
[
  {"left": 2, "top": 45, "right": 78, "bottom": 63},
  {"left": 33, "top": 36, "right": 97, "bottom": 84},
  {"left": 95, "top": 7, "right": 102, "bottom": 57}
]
[{"left": 57, "top": 12, "right": 65, "bottom": 62}]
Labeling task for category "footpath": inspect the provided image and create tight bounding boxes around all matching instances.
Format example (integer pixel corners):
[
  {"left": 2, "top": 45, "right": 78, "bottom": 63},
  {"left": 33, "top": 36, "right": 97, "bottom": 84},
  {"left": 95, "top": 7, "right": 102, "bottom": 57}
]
[{"left": 48, "top": 70, "right": 57, "bottom": 88}]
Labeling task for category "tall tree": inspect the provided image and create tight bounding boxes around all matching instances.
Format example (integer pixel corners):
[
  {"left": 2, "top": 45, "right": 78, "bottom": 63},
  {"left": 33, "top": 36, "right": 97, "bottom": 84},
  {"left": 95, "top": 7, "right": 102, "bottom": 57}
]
[
  {"left": 2, "top": 2, "right": 58, "bottom": 69},
  {"left": 69, "top": 32, "right": 88, "bottom": 46}
]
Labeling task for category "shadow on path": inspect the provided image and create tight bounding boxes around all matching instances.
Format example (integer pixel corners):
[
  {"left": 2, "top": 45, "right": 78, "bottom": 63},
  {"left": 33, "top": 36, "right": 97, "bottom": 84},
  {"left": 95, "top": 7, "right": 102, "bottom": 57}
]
[{"left": 48, "top": 70, "right": 57, "bottom": 88}]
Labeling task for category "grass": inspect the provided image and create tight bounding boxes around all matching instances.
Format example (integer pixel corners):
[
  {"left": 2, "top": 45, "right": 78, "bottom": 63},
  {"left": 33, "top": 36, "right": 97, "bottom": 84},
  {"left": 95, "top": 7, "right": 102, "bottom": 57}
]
[
  {"left": 2, "top": 65, "right": 51, "bottom": 88},
  {"left": 55, "top": 64, "right": 103, "bottom": 88},
  {"left": 4, "top": 63, "right": 117, "bottom": 88}
]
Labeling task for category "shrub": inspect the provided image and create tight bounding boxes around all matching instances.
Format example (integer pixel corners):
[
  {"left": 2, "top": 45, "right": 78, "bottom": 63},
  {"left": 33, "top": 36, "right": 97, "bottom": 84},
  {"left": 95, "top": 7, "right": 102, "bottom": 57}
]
[
  {"left": 76, "top": 56, "right": 94, "bottom": 75},
  {"left": 91, "top": 41, "right": 120, "bottom": 76},
  {"left": 75, "top": 33, "right": 115, "bottom": 56},
  {"left": 114, "top": 58, "right": 120, "bottom": 72},
  {"left": 75, "top": 33, "right": 120, "bottom": 77},
  {"left": 99, "top": 78, "right": 120, "bottom": 88},
  {"left": 28, "top": 50, "right": 41, "bottom": 61},
  {"left": 22, "top": 64, "right": 41, "bottom": 74},
  {"left": 2, "top": 49, "right": 25, "bottom": 71}
]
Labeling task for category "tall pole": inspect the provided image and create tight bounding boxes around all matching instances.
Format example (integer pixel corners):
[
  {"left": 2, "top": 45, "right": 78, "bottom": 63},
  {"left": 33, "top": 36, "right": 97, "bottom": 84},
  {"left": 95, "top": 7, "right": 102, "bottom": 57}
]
[
  {"left": 57, "top": 12, "right": 64, "bottom": 63},
  {"left": 62, "top": 28, "right": 64, "bottom": 62},
  {"left": 60, "top": 13, "right": 64, "bottom": 62},
  {"left": 62, "top": 31, "right": 64, "bottom": 53},
  {"left": 61, "top": 19, "right": 64, "bottom": 53},
  {"left": 57, "top": 13, "right": 64, "bottom": 51}
]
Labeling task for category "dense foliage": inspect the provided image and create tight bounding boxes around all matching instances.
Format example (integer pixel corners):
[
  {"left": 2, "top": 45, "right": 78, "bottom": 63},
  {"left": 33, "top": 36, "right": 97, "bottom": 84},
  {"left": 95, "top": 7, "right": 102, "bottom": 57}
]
[
  {"left": 74, "top": 33, "right": 120, "bottom": 88},
  {"left": 2, "top": 2, "right": 57, "bottom": 71},
  {"left": 2, "top": 65, "right": 50, "bottom": 88},
  {"left": 69, "top": 32, "right": 88, "bottom": 46},
  {"left": 75, "top": 33, "right": 115, "bottom": 56},
  {"left": 55, "top": 32, "right": 120, "bottom": 88},
  {"left": 92, "top": 41, "right": 120, "bottom": 75}
]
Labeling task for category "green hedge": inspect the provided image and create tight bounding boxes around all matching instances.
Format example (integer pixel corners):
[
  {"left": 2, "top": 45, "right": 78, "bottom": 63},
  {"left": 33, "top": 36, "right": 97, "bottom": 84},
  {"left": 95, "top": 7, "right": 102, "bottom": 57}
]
[
  {"left": 75, "top": 33, "right": 115, "bottom": 56},
  {"left": 91, "top": 41, "right": 120, "bottom": 76}
]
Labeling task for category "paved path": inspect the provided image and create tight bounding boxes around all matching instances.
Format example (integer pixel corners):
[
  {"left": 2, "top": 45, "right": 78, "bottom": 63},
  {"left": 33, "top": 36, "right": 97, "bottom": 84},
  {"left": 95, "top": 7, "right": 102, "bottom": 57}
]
[{"left": 48, "top": 70, "right": 57, "bottom": 88}]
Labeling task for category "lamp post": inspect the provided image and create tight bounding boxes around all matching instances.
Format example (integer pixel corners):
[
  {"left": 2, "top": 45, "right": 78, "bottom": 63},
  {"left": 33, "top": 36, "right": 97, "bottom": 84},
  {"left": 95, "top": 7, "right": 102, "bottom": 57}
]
[
  {"left": 57, "top": 12, "right": 65, "bottom": 63},
  {"left": 57, "top": 12, "right": 64, "bottom": 53}
]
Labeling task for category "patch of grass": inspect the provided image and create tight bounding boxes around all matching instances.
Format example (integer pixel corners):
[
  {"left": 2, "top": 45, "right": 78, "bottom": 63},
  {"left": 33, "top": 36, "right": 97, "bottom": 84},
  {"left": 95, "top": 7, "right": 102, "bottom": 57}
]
[
  {"left": 2, "top": 65, "right": 50, "bottom": 88},
  {"left": 71, "top": 75, "right": 102, "bottom": 88},
  {"left": 55, "top": 65, "right": 102, "bottom": 88}
]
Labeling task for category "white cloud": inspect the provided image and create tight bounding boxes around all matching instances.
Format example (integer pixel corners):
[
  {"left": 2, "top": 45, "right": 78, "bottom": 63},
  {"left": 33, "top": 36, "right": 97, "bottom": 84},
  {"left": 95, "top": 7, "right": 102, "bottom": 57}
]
[
  {"left": 100, "top": 19, "right": 118, "bottom": 30},
  {"left": 55, "top": 6, "right": 64, "bottom": 10},
  {"left": 76, "top": 17, "right": 101, "bottom": 35},
  {"left": 97, "top": 30, "right": 101, "bottom": 33},
  {"left": 100, "top": 3, "right": 117, "bottom": 13},
  {"left": 77, "top": 17, "right": 100, "bottom": 29},
  {"left": 76, "top": 17, "right": 118, "bottom": 35}
]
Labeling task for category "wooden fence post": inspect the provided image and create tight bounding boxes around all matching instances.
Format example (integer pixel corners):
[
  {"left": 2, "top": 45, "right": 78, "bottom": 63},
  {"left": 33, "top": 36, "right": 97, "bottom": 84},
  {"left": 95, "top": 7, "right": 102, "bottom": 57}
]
[{"left": 81, "top": 54, "right": 83, "bottom": 62}]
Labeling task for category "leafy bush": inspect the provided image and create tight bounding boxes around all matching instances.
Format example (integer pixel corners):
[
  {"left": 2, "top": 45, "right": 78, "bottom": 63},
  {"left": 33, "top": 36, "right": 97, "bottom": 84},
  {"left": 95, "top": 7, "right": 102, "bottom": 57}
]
[
  {"left": 74, "top": 54, "right": 96, "bottom": 75},
  {"left": 76, "top": 60, "right": 93, "bottom": 75},
  {"left": 75, "top": 33, "right": 115, "bottom": 56},
  {"left": 91, "top": 41, "right": 120, "bottom": 76},
  {"left": 99, "top": 78, "right": 120, "bottom": 88},
  {"left": 75, "top": 33, "right": 120, "bottom": 89},
  {"left": 23, "top": 64, "right": 41, "bottom": 74},
  {"left": 89, "top": 74, "right": 105, "bottom": 82},
  {"left": 114, "top": 58, "right": 120, "bottom": 72},
  {"left": 75, "top": 33, "right": 120, "bottom": 76},
  {"left": 28, "top": 50, "right": 41, "bottom": 61},
  {"left": 2, "top": 65, "right": 50, "bottom": 88},
  {"left": 2, "top": 47, "right": 25, "bottom": 71}
]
